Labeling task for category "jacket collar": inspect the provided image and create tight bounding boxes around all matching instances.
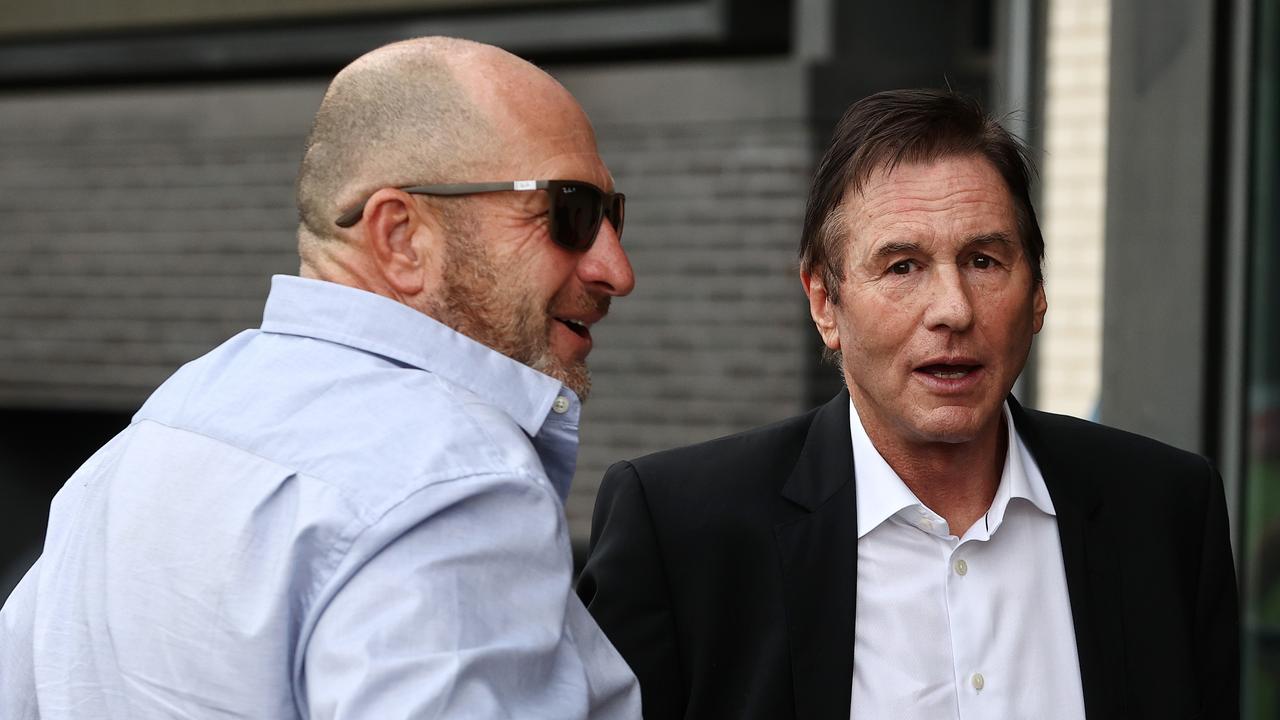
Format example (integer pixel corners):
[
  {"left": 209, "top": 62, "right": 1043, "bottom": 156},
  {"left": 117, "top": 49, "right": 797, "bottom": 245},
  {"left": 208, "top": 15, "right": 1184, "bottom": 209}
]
[
  {"left": 775, "top": 389, "right": 858, "bottom": 720},
  {"left": 779, "top": 389, "right": 855, "bottom": 511},
  {"left": 1009, "top": 397, "right": 1124, "bottom": 719}
]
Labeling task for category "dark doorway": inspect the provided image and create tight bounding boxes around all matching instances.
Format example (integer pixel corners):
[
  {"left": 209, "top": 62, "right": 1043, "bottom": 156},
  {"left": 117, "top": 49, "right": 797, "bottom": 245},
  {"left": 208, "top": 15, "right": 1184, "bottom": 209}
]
[{"left": 0, "top": 408, "right": 131, "bottom": 599}]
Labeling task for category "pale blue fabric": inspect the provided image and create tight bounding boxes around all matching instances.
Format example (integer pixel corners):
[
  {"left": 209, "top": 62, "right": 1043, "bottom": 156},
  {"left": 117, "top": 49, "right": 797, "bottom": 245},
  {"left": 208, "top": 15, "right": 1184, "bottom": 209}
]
[{"left": 0, "top": 275, "right": 640, "bottom": 719}]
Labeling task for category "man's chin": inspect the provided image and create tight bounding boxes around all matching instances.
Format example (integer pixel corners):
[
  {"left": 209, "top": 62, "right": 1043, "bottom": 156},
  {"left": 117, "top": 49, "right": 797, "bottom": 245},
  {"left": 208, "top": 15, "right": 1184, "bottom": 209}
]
[
  {"left": 533, "top": 356, "right": 592, "bottom": 403},
  {"left": 907, "top": 405, "right": 996, "bottom": 444}
]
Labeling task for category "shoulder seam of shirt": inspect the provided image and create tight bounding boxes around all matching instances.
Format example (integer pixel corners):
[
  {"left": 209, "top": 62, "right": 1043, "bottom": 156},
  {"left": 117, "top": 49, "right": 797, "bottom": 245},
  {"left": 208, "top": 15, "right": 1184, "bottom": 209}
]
[{"left": 130, "top": 417, "right": 556, "bottom": 522}]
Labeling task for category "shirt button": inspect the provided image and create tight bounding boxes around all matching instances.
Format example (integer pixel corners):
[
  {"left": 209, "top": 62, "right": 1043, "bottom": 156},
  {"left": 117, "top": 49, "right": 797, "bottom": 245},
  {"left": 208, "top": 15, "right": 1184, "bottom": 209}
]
[
  {"left": 954, "top": 558, "right": 968, "bottom": 576},
  {"left": 552, "top": 396, "right": 570, "bottom": 414},
  {"left": 971, "top": 672, "right": 985, "bottom": 691}
]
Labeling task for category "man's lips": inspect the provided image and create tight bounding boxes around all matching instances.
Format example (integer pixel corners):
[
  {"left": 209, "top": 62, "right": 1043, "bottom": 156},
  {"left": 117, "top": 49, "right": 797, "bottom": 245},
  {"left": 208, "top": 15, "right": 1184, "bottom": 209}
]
[
  {"left": 555, "top": 317, "right": 593, "bottom": 339},
  {"left": 912, "top": 357, "right": 984, "bottom": 390},
  {"left": 916, "top": 363, "right": 981, "bottom": 378},
  {"left": 552, "top": 307, "right": 606, "bottom": 345},
  {"left": 551, "top": 296, "right": 610, "bottom": 349}
]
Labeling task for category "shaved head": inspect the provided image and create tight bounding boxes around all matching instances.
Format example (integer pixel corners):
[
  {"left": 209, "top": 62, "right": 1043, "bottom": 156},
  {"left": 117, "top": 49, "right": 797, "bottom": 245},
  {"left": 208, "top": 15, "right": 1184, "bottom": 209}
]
[
  {"left": 296, "top": 37, "right": 571, "bottom": 256},
  {"left": 288, "top": 37, "right": 628, "bottom": 401}
]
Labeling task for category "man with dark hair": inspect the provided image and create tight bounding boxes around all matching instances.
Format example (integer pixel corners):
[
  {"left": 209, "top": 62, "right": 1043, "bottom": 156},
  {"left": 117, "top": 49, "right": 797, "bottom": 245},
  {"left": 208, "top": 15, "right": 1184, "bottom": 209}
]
[
  {"left": 579, "top": 89, "right": 1238, "bottom": 719},
  {"left": 1, "top": 37, "right": 640, "bottom": 718}
]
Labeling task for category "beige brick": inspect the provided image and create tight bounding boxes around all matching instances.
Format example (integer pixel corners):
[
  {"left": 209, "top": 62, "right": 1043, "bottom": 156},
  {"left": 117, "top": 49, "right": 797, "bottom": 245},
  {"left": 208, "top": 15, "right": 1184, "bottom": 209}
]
[{"left": 1037, "top": 0, "right": 1110, "bottom": 419}]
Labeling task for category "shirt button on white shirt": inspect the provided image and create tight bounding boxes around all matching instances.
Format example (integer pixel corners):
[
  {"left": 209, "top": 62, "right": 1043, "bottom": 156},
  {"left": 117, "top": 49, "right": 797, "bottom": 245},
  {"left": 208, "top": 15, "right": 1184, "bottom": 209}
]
[
  {"left": 848, "top": 397, "right": 1086, "bottom": 720},
  {"left": 552, "top": 396, "right": 571, "bottom": 414}
]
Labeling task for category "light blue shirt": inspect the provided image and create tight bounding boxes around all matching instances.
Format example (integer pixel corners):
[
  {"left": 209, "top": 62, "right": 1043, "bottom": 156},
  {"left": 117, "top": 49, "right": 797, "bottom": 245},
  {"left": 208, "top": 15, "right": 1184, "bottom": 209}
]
[{"left": 0, "top": 275, "right": 641, "bottom": 719}]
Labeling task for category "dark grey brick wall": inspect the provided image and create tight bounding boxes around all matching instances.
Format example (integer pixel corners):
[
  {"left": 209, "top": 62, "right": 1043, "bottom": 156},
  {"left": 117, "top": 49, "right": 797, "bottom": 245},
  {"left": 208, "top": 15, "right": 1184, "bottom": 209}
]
[
  {"left": 560, "top": 61, "right": 814, "bottom": 536},
  {"left": 0, "top": 85, "right": 316, "bottom": 410},
  {"left": 0, "top": 60, "right": 816, "bottom": 541}
]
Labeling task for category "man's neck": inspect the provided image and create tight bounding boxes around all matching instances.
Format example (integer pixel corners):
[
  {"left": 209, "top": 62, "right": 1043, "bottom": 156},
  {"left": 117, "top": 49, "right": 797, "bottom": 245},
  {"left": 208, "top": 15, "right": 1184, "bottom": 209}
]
[{"left": 864, "top": 412, "right": 1008, "bottom": 537}]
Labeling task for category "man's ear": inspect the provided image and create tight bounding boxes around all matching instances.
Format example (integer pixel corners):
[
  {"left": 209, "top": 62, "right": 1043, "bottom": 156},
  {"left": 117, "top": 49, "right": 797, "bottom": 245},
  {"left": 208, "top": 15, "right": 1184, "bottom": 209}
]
[
  {"left": 1032, "top": 281, "right": 1048, "bottom": 334},
  {"left": 802, "top": 268, "right": 841, "bottom": 351},
  {"left": 360, "top": 188, "right": 433, "bottom": 296}
]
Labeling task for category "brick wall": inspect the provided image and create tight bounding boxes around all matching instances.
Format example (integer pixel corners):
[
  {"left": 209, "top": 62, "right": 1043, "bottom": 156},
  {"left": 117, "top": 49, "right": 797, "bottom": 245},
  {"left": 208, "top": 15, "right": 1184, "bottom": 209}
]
[
  {"left": 0, "top": 85, "right": 310, "bottom": 410},
  {"left": 1036, "top": 0, "right": 1109, "bottom": 419},
  {"left": 561, "top": 60, "right": 814, "bottom": 536}
]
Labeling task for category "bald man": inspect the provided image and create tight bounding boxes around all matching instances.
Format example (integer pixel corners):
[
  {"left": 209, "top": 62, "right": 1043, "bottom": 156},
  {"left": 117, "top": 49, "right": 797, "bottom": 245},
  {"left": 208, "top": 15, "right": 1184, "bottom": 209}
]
[{"left": 0, "top": 38, "right": 640, "bottom": 719}]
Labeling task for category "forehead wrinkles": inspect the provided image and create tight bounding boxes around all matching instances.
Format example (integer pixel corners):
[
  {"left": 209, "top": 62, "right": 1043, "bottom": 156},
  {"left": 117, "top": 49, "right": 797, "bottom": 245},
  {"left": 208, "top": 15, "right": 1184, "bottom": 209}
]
[
  {"left": 848, "top": 165, "right": 1015, "bottom": 246},
  {"left": 858, "top": 171, "right": 1008, "bottom": 215},
  {"left": 529, "top": 154, "right": 613, "bottom": 188}
]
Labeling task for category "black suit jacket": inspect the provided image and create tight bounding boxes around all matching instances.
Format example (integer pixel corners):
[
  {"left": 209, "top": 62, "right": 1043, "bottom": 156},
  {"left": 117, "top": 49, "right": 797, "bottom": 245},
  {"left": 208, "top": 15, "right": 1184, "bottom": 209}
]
[{"left": 578, "top": 391, "right": 1239, "bottom": 719}]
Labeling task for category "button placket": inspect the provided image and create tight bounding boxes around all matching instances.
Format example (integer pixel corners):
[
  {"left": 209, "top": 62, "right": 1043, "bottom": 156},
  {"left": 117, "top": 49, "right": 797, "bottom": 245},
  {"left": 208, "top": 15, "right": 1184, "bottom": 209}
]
[{"left": 947, "top": 540, "right": 988, "bottom": 717}]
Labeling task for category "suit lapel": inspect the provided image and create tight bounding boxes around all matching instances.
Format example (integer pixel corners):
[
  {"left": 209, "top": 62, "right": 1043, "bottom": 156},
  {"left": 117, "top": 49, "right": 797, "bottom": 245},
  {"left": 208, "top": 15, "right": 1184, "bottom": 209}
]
[
  {"left": 1009, "top": 398, "right": 1126, "bottom": 719},
  {"left": 775, "top": 390, "right": 858, "bottom": 720}
]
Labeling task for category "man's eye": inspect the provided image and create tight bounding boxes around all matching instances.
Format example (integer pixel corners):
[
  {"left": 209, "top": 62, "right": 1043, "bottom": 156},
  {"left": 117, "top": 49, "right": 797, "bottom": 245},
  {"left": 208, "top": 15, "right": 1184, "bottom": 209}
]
[
  {"left": 889, "top": 261, "right": 913, "bottom": 275},
  {"left": 972, "top": 254, "right": 994, "bottom": 269}
]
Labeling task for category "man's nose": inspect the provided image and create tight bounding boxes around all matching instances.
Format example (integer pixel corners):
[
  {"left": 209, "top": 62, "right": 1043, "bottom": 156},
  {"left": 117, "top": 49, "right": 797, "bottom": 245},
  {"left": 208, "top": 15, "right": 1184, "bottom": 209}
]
[
  {"left": 922, "top": 265, "right": 974, "bottom": 332},
  {"left": 578, "top": 219, "right": 635, "bottom": 297}
]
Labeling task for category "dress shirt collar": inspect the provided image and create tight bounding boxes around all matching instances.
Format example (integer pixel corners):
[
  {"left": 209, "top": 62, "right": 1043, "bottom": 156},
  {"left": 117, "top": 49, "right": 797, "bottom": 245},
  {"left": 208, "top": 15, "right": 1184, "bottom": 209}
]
[
  {"left": 851, "top": 396, "right": 1056, "bottom": 539},
  {"left": 259, "top": 275, "right": 576, "bottom": 439}
]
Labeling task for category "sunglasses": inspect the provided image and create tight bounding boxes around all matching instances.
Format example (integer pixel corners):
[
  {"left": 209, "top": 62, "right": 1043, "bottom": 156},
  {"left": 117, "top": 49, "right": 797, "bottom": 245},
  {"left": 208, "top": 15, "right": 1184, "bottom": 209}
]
[{"left": 334, "top": 179, "right": 625, "bottom": 251}]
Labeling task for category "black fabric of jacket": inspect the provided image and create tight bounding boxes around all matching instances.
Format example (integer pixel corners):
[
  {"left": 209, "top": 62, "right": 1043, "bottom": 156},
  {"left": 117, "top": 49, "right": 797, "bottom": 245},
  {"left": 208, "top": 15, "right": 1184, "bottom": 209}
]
[{"left": 577, "top": 390, "right": 1240, "bottom": 720}]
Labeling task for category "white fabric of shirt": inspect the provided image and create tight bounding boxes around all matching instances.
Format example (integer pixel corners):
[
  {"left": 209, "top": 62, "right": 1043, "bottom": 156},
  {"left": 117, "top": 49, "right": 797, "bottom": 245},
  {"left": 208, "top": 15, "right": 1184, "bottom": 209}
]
[
  {"left": 0, "top": 275, "right": 640, "bottom": 720},
  {"left": 848, "top": 398, "right": 1086, "bottom": 720}
]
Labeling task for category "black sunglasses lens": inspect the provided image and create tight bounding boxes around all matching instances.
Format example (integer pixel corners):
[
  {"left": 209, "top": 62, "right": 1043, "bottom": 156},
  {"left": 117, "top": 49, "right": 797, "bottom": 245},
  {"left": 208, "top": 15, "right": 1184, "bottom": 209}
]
[
  {"left": 608, "top": 194, "right": 625, "bottom": 240},
  {"left": 551, "top": 183, "right": 605, "bottom": 250}
]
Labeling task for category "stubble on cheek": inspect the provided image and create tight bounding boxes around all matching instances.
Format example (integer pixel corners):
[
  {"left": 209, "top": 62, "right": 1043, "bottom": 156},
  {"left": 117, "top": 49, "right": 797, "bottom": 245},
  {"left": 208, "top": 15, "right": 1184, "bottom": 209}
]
[
  {"left": 435, "top": 219, "right": 547, "bottom": 369},
  {"left": 433, "top": 205, "right": 606, "bottom": 400}
]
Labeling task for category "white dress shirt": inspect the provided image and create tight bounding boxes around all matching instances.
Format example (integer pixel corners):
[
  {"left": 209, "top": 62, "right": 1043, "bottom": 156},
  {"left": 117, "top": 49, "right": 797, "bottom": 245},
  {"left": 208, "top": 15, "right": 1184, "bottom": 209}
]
[
  {"left": 849, "top": 398, "right": 1086, "bottom": 719},
  {"left": 0, "top": 276, "right": 640, "bottom": 719}
]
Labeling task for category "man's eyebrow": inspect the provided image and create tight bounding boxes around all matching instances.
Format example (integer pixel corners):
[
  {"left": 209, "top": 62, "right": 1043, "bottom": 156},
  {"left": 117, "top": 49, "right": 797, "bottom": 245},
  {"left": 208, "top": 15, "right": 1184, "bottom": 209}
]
[
  {"left": 870, "top": 241, "right": 922, "bottom": 260},
  {"left": 966, "top": 232, "right": 1015, "bottom": 248},
  {"left": 868, "top": 233, "right": 1013, "bottom": 261}
]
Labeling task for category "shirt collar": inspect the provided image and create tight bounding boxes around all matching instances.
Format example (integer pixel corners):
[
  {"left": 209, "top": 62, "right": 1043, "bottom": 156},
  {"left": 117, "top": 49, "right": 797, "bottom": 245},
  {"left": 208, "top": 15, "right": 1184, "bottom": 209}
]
[
  {"left": 258, "top": 275, "right": 573, "bottom": 438},
  {"left": 995, "top": 401, "right": 1056, "bottom": 516},
  {"left": 850, "top": 397, "right": 1056, "bottom": 540},
  {"left": 850, "top": 398, "right": 923, "bottom": 539}
]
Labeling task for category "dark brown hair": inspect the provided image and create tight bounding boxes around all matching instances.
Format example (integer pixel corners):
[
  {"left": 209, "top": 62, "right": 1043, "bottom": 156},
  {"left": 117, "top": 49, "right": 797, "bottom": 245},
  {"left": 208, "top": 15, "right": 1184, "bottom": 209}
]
[{"left": 799, "top": 88, "right": 1044, "bottom": 304}]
